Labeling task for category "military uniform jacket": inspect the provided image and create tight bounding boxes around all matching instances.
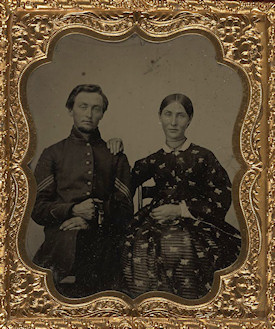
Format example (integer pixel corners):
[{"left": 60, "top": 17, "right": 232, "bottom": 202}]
[
  {"left": 32, "top": 126, "right": 133, "bottom": 229},
  {"left": 31, "top": 127, "right": 133, "bottom": 293}
]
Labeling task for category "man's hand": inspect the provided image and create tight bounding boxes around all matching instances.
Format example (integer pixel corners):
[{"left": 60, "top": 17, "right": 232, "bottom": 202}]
[
  {"left": 107, "top": 138, "right": 124, "bottom": 155},
  {"left": 59, "top": 217, "right": 89, "bottom": 231},
  {"left": 72, "top": 198, "right": 95, "bottom": 220},
  {"left": 150, "top": 204, "right": 181, "bottom": 221}
]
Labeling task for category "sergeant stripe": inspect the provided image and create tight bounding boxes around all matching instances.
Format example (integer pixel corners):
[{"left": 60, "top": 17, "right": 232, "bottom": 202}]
[
  {"left": 115, "top": 181, "right": 131, "bottom": 201},
  {"left": 37, "top": 175, "right": 54, "bottom": 192},
  {"left": 115, "top": 178, "right": 131, "bottom": 200},
  {"left": 37, "top": 174, "right": 54, "bottom": 189},
  {"left": 37, "top": 176, "right": 52, "bottom": 190},
  {"left": 115, "top": 177, "right": 131, "bottom": 201}
]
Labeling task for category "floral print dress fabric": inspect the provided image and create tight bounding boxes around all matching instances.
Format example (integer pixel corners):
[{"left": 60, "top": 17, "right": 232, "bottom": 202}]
[{"left": 122, "top": 143, "right": 241, "bottom": 299}]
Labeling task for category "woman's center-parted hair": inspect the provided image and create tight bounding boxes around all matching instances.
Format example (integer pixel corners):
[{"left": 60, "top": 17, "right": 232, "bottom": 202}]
[
  {"left": 66, "top": 84, "right": 109, "bottom": 112},
  {"left": 159, "top": 94, "right": 194, "bottom": 119}
]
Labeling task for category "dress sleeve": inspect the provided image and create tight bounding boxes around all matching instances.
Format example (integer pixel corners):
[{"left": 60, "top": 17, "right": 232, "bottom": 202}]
[
  {"left": 32, "top": 148, "right": 75, "bottom": 226},
  {"left": 110, "top": 153, "right": 134, "bottom": 226},
  {"left": 131, "top": 156, "right": 155, "bottom": 194},
  {"left": 185, "top": 150, "right": 232, "bottom": 224}
]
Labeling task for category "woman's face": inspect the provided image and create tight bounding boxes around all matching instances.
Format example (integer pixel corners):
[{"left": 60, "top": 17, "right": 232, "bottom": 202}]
[{"left": 159, "top": 102, "right": 191, "bottom": 141}]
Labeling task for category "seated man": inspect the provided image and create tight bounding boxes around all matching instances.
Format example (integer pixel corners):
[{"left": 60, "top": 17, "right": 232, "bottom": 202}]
[{"left": 32, "top": 84, "right": 133, "bottom": 297}]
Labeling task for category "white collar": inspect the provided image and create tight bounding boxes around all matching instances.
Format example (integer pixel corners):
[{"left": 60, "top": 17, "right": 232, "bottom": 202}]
[{"left": 162, "top": 140, "right": 192, "bottom": 153}]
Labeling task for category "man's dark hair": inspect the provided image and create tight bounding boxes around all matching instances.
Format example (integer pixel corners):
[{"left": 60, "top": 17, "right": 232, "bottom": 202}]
[
  {"left": 66, "top": 84, "right": 109, "bottom": 112},
  {"left": 159, "top": 93, "right": 194, "bottom": 119}
]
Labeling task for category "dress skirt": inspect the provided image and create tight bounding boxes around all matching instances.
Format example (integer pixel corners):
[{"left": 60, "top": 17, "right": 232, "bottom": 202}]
[{"left": 122, "top": 209, "right": 241, "bottom": 299}]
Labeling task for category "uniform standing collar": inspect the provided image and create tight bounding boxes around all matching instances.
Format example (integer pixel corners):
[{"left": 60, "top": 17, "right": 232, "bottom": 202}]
[
  {"left": 162, "top": 140, "right": 191, "bottom": 153},
  {"left": 69, "top": 125, "right": 102, "bottom": 142}
]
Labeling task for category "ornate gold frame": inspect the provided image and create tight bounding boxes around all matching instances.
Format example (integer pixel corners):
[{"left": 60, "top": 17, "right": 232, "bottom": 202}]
[{"left": 0, "top": 0, "right": 274, "bottom": 328}]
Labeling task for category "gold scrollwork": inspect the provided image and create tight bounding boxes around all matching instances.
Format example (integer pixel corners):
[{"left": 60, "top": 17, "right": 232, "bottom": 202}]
[
  {"left": 0, "top": 1, "right": 11, "bottom": 327},
  {"left": 267, "top": 7, "right": 275, "bottom": 327},
  {"left": 0, "top": 1, "right": 274, "bottom": 328}
]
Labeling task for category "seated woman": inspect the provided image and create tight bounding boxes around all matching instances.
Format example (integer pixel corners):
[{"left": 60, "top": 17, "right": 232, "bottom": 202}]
[{"left": 121, "top": 93, "right": 241, "bottom": 299}]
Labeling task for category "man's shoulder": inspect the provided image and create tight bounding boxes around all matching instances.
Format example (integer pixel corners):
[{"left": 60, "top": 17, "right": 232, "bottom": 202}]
[
  {"left": 94, "top": 139, "right": 124, "bottom": 156},
  {"left": 40, "top": 137, "right": 69, "bottom": 159},
  {"left": 95, "top": 141, "right": 129, "bottom": 164},
  {"left": 95, "top": 141, "right": 132, "bottom": 172}
]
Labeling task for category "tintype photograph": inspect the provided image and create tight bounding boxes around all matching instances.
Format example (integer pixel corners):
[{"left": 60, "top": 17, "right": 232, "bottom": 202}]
[
  {"left": 26, "top": 33, "right": 243, "bottom": 300},
  {"left": 2, "top": 1, "right": 274, "bottom": 328}
]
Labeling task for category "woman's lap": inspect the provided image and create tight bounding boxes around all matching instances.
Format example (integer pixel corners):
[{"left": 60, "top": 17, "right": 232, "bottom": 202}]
[{"left": 122, "top": 218, "right": 225, "bottom": 298}]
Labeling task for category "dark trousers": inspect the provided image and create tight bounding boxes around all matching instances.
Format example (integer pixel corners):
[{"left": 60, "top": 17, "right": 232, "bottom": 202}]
[
  {"left": 73, "top": 226, "right": 124, "bottom": 297},
  {"left": 33, "top": 225, "right": 124, "bottom": 298}
]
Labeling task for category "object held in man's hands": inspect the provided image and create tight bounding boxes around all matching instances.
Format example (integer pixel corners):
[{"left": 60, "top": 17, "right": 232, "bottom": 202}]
[{"left": 93, "top": 199, "right": 104, "bottom": 227}]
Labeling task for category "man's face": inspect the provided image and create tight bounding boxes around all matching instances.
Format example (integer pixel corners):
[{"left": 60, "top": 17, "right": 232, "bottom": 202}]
[{"left": 70, "top": 92, "right": 104, "bottom": 133}]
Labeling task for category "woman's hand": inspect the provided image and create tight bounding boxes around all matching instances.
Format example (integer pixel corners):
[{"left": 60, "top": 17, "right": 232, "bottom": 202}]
[
  {"left": 150, "top": 204, "right": 181, "bottom": 221},
  {"left": 107, "top": 138, "right": 124, "bottom": 155},
  {"left": 59, "top": 217, "right": 89, "bottom": 231}
]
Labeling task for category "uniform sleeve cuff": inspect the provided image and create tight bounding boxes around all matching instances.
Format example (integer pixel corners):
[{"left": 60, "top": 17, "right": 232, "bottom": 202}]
[
  {"left": 50, "top": 203, "right": 75, "bottom": 221},
  {"left": 180, "top": 201, "right": 195, "bottom": 219}
]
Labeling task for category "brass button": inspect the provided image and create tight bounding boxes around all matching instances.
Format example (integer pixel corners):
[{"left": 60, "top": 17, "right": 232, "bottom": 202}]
[
  {"left": 87, "top": 152, "right": 91, "bottom": 156},
  {"left": 86, "top": 191, "right": 91, "bottom": 196},
  {"left": 86, "top": 161, "right": 90, "bottom": 165},
  {"left": 87, "top": 181, "right": 92, "bottom": 185},
  {"left": 88, "top": 170, "right": 92, "bottom": 175},
  {"left": 86, "top": 142, "right": 90, "bottom": 146}
]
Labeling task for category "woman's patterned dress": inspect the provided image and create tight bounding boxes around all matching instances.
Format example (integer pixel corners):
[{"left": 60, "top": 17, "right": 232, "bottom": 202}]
[{"left": 122, "top": 143, "right": 241, "bottom": 299}]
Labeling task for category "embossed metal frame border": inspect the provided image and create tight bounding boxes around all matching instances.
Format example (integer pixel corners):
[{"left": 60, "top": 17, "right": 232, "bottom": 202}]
[{"left": 0, "top": 0, "right": 274, "bottom": 328}]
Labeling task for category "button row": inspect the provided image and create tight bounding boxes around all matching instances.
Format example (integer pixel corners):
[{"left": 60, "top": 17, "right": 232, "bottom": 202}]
[{"left": 84, "top": 143, "right": 92, "bottom": 196}]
